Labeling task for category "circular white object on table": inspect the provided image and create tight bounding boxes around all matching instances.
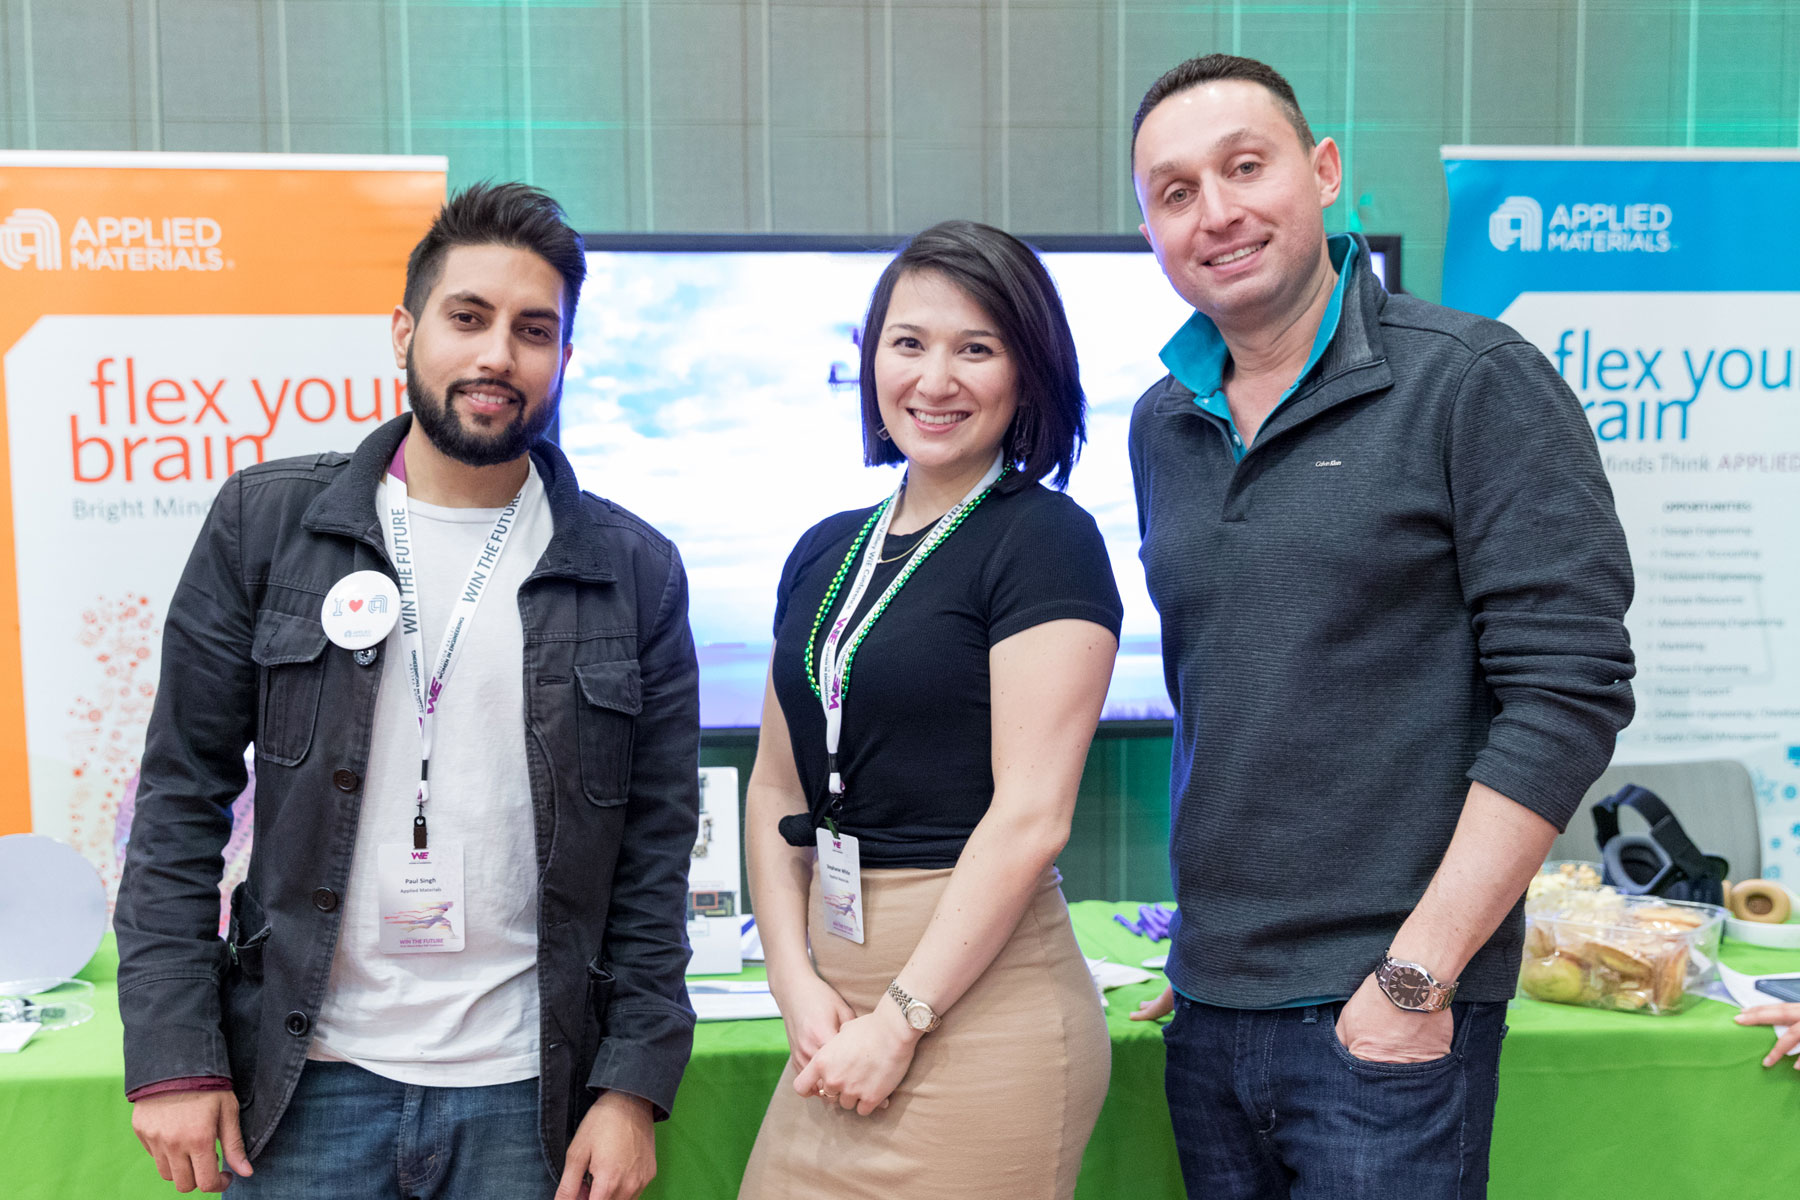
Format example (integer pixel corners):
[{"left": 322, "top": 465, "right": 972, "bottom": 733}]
[{"left": 0, "top": 834, "right": 107, "bottom": 983}]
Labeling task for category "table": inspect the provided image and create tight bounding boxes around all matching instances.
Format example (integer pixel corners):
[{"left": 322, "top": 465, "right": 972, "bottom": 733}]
[
  {"left": 5, "top": 905, "right": 1798, "bottom": 1199},
  {"left": 0, "top": 935, "right": 162, "bottom": 1197},
  {"left": 1492, "top": 937, "right": 1800, "bottom": 1196}
]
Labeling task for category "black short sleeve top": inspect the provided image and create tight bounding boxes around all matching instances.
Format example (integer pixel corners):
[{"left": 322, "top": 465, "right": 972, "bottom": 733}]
[{"left": 770, "top": 481, "right": 1123, "bottom": 868}]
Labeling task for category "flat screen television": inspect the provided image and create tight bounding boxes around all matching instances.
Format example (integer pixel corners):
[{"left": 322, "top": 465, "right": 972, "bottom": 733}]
[{"left": 558, "top": 233, "right": 1402, "bottom": 728}]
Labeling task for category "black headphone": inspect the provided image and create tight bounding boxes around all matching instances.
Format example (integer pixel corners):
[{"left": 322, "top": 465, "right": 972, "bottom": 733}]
[{"left": 1592, "top": 784, "right": 1728, "bottom": 906}]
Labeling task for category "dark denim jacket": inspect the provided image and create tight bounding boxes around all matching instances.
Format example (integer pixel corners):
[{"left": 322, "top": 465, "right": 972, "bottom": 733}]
[{"left": 115, "top": 415, "right": 700, "bottom": 1173}]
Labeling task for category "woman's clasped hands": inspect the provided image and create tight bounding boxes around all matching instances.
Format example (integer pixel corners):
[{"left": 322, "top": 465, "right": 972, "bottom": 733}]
[
  {"left": 781, "top": 975, "right": 915, "bottom": 1116},
  {"left": 774, "top": 971, "right": 855, "bottom": 1076}
]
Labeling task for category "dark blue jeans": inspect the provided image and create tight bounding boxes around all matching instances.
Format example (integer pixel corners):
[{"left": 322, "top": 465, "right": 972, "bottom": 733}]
[
  {"left": 225, "top": 1061, "right": 553, "bottom": 1199},
  {"left": 1162, "top": 995, "right": 1507, "bottom": 1200}
]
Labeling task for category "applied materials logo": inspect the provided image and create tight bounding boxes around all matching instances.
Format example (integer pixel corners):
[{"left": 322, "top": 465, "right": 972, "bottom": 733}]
[
  {"left": 1489, "top": 196, "right": 1542, "bottom": 252},
  {"left": 1488, "top": 194, "right": 1672, "bottom": 255},
  {"left": 0, "top": 207, "right": 228, "bottom": 272},
  {"left": 0, "top": 208, "right": 62, "bottom": 270}
]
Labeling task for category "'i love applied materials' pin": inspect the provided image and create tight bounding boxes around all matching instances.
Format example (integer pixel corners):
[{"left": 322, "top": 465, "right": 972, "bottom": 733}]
[{"left": 321, "top": 570, "right": 401, "bottom": 650}]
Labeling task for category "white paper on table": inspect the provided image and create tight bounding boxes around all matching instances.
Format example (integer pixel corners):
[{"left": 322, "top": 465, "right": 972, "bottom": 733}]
[
  {"left": 0, "top": 1021, "right": 40, "bottom": 1052},
  {"left": 1084, "top": 957, "right": 1158, "bottom": 1010},
  {"left": 1087, "top": 958, "right": 1158, "bottom": 990},
  {"left": 687, "top": 912, "right": 743, "bottom": 977},
  {"left": 689, "top": 979, "right": 783, "bottom": 1022},
  {"left": 1716, "top": 964, "right": 1800, "bottom": 1057},
  {"left": 688, "top": 979, "right": 775, "bottom": 994}
]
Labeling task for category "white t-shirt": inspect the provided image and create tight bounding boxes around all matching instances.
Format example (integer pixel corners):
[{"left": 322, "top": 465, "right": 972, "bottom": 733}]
[{"left": 310, "top": 462, "right": 553, "bottom": 1087}]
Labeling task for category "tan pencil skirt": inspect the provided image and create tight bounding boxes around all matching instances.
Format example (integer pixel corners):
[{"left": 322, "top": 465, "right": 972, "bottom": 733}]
[{"left": 737, "top": 864, "right": 1110, "bottom": 1200}]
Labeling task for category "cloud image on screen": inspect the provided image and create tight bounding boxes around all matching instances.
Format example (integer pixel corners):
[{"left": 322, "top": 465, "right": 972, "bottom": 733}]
[{"left": 559, "top": 245, "right": 1195, "bottom": 727}]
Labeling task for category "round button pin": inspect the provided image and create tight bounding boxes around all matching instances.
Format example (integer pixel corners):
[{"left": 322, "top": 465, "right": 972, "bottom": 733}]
[{"left": 321, "top": 570, "right": 401, "bottom": 650}]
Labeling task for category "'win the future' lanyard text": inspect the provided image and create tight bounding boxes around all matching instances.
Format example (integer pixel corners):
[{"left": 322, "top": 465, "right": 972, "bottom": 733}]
[{"left": 381, "top": 442, "right": 526, "bottom": 848}]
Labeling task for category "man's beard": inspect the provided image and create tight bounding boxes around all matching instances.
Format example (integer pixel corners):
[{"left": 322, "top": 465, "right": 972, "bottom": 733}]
[{"left": 406, "top": 350, "right": 559, "bottom": 468}]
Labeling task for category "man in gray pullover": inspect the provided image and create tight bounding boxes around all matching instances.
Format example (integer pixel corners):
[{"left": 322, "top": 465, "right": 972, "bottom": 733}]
[{"left": 1125, "top": 55, "right": 1635, "bottom": 1199}]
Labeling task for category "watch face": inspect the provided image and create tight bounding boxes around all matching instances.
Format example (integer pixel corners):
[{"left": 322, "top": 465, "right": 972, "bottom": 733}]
[
  {"left": 905, "top": 1004, "right": 934, "bottom": 1031},
  {"left": 1385, "top": 965, "right": 1433, "bottom": 1008}
]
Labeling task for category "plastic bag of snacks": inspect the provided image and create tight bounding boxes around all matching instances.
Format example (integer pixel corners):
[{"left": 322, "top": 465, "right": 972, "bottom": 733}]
[{"left": 1518, "top": 879, "right": 1724, "bottom": 1015}]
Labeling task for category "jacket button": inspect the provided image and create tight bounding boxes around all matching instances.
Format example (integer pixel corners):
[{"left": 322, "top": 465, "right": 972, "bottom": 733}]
[
  {"left": 332, "top": 769, "right": 360, "bottom": 792},
  {"left": 285, "top": 1011, "right": 310, "bottom": 1037},
  {"left": 353, "top": 646, "right": 379, "bottom": 667},
  {"left": 312, "top": 887, "right": 339, "bottom": 912}
]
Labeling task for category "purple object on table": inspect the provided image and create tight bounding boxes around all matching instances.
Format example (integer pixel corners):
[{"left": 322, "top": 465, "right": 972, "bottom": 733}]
[{"left": 1114, "top": 904, "right": 1177, "bottom": 942}]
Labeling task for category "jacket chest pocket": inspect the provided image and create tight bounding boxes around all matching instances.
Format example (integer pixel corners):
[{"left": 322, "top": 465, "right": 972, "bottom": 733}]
[
  {"left": 575, "top": 660, "right": 642, "bottom": 806},
  {"left": 251, "top": 609, "right": 330, "bottom": 767}
]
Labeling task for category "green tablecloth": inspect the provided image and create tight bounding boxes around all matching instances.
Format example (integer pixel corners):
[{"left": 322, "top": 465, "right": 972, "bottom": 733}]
[
  {"left": 5, "top": 905, "right": 1798, "bottom": 1199},
  {"left": 1492, "top": 937, "right": 1800, "bottom": 1195},
  {"left": 0, "top": 935, "right": 164, "bottom": 1196}
]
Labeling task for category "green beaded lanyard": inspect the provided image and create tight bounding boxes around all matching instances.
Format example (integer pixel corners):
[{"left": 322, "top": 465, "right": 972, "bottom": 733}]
[
  {"left": 805, "top": 473, "right": 1005, "bottom": 701},
  {"left": 803, "top": 459, "right": 1008, "bottom": 828}
]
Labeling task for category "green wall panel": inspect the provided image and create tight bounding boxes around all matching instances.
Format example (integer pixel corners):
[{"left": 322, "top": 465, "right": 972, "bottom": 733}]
[{"left": 6, "top": 1, "right": 1797, "bottom": 298}]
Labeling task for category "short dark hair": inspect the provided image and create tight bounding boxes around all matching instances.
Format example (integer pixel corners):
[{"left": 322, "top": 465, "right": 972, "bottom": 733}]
[
  {"left": 858, "top": 220, "right": 1085, "bottom": 493},
  {"left": 403, "top": 182, "right": 587, "bottom": 342},
  {"left": 1131, "top": 54, "right": 1316, "bottom": 161}
]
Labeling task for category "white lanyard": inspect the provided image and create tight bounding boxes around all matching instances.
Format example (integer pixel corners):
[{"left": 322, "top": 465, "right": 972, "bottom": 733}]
[
  {"left": 816, "top": 454, "right": 1004, "bottom": 799},
  {"left": 380, "top": 443, "right": 527, "bottom": 846}
]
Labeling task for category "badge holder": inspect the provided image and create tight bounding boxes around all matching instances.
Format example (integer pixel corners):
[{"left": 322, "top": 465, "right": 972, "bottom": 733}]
[
  {"left": 376, "top": 840, "right": 467, "bottom": 955},
  {"left": 815, "top": 793, "right": 864, "bottom": 945},
  {"left": 816, "top": 827, "right": 864, "bottom": 945}
]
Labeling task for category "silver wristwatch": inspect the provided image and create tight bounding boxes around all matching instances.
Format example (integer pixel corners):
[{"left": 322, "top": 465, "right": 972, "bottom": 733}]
[
  {"left": 1375, "top": 952, "right": 1459, "bottom": 1012},
  {"left": 886, "top": 980, "right": 941, "bottom": 1033}
]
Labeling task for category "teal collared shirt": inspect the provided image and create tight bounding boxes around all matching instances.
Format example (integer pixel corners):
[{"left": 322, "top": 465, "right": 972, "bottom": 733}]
[{"left": 1159, "top": 234, "right": 1358, "bottom": 462}]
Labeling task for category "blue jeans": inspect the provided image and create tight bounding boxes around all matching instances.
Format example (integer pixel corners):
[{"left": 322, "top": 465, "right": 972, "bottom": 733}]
[
  {"left": 226, "top": 1061, "right": 554, "bottom": 1199},
  {"left": 1162, "top": 995, "right": 1507, "bottom": 1200}
]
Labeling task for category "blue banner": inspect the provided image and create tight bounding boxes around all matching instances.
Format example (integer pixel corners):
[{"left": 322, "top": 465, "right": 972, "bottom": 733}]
[
  {"left": 1443, "top": 154, "right": 1800, "bottom": 317},
  {"left": 1444, "top": 149, "right": 1800, "bottom": 887}
]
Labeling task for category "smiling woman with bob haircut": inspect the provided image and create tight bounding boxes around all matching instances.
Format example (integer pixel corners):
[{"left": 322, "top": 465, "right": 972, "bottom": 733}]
[{"left": 737, "top": 219, "right": 1124, "bottom": 1200}]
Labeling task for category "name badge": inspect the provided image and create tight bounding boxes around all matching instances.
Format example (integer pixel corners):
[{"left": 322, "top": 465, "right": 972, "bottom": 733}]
[
  {"left": 377, "top": 842, "right": 466, "bottom": 954},
  {"left": 815, "top": 828, "right": 864, "bottom": 944},
  {"left": 322, "top": 570, "right": 402, "bottom": 650}
]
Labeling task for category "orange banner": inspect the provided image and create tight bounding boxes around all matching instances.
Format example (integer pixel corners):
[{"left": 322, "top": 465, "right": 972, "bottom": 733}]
[{"left": 0, "top": 152, "right": 445, "bottom": 903}]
